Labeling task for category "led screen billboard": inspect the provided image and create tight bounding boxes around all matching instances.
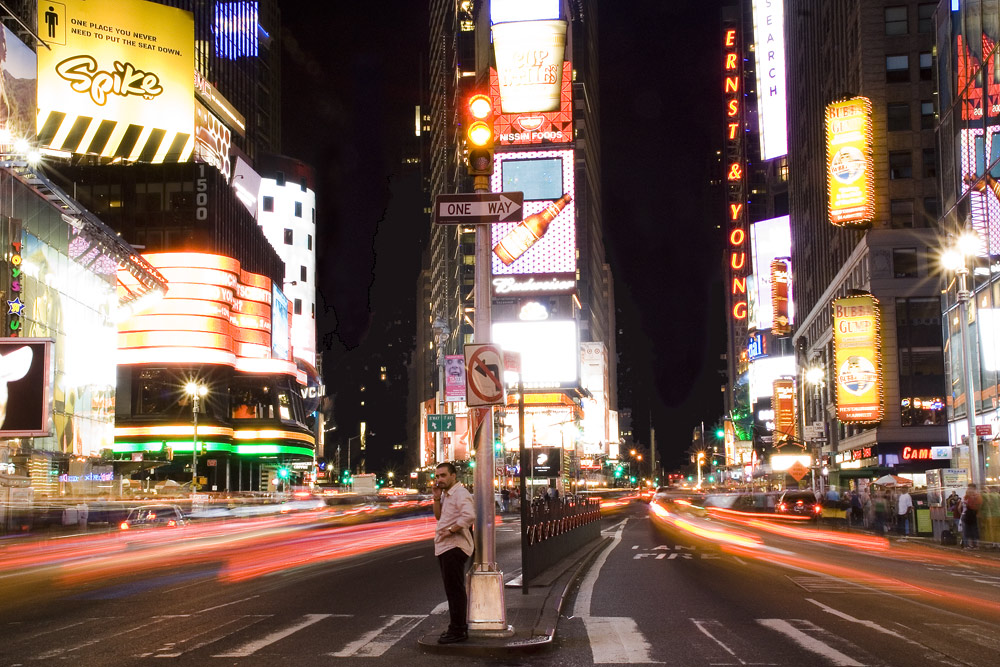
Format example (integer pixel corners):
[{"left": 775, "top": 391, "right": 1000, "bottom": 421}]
[
  {"left": 491, "top": 0, "right": 560, "bottom": 23},
  {"left": 491, "top": 149, "right": 575, "bottom": 275},
  {"left": 36, "top": 0, "right": 194, "bottom": 163},
  {"left": 271, "top": 285, "right": 289, "bottom": 361},
  {"left": 0, "top": 338, "right": 53, "bottom": 437},
  {"left": 772, "top": 378, "right": 796, "bottom": 445},
  {"left": 492, "top": 20, "right": 567, "bottom": 114},
  {"left": 826, "top": 97, "right": 874, "bottom": 226},
  {"left": 493, "top": 319, "right": 578, "bottom": 388},
  {"left": 502, "top": 158, "right": 563, "bottom": 200},
  {"left": 0, "top": 24, "right": 36, "bottom": 141},
  {"left": 749, "top": 216, "right": 792, "bottom": 331},
  {"left": 832, "top": 294, "right": 883, "bottom": 423},
  {"left": 490, "top": 62, "right": 573, "bottom": 146},
  {"left": 748, "top": 355, "right": 795, "bottom": 401},
  {"left": 752, "top": 0, "right": 788, "bottom": 160}
]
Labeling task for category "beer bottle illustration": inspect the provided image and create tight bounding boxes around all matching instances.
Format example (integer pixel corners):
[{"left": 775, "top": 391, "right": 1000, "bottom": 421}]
[{"left": 493, "top": 193, "right": 572, "bottom": 266}]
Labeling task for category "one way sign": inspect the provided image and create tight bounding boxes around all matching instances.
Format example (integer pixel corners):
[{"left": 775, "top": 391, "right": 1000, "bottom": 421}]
[{"left": 434, "top": 192, "right": 524, "bottom": 225}]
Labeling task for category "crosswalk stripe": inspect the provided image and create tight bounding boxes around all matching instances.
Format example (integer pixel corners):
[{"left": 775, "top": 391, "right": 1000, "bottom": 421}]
[
  {"left": 150, "top": 615, "right": 271, "bottom": 658},
  {"left": 212, "top": 614, "right": 336, "bottom": 657},
  {"left": 35, "top": 617, "right": 170, "bottom": 660},
  {"left": 583, "top": 617, "right": 656, "bottom": 664},
  {"left": 925, "top": 624, "right": 1000, "bottom": 651},
  {"left": 331, "top": 615, "right": 424, "bottom": 657},
  {"left": 758, "top": 619, "right": 863, "bottom": 666}
]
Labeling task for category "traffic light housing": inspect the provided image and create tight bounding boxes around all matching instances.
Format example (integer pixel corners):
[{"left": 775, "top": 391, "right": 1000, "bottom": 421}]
[
  {"left": 464, "top": 93, "right": 494, "bottom": 176},
  {"left": 277, "top": 467, "right": 290, "bottom": 480}
]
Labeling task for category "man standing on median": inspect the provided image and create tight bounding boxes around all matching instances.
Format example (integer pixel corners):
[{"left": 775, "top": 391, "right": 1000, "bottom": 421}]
[{"left": 433, "top": 461, "right": 475, "bottom": 644}]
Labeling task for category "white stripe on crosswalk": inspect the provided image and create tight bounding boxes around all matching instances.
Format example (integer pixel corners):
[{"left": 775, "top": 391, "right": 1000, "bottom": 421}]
[
  {"left": 213, "top": 614, "right": 337, "bottom": 657},
  {"left": 331, "top": 615, "right": 424, "bottom": 657},
  {"left": 150, "top": 615, "right": 271, "bottom": 658},
  {"left": 583, "top": 617, "right": 656, "bottom": 664},
  {"left": 758, "top": 619, "right": 863, "bottom": 666}
]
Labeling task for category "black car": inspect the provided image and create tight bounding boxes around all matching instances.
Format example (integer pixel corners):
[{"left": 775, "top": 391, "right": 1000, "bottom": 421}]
[
  {"left": 776, "top": 490, "right": 822, "bottom": 519},
  {"left": 119, "top": 504, "right": 187, "bottom": 531}
]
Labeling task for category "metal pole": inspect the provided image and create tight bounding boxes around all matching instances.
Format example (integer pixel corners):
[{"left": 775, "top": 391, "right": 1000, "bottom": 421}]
[
  {"left": 518, "top": 376, "right": 528, "bottom": 594},
  {"left": 957, "top": 268, "right": 982, "bottom": 487},
  {"left": 467, "top": 175, "right": 508, "bottom": 634},
  {"left": 191, "top": 395, "right": 199, "bottom": 497}
]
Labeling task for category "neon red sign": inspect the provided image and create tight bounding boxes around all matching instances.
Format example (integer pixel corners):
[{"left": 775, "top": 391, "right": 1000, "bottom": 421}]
[{"left": 724, "top": 26, "right": 747, "bottom": 321}]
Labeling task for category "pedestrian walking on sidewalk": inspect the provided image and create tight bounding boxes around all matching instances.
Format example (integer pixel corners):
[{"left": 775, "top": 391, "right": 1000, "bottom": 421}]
[
  {"left": 963, "top": 483, "right": 983, "bottom": 549},
  {"left": 897, "top": 488, "right": 913, "bottom": 536},
  {"left": 432, "top": 462, "right": 475, "bottom": 644}
]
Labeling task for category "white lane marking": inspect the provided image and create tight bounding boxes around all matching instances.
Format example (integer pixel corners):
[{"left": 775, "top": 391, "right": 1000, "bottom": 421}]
[
  {"left": 925, "top": 624, "right": 1000, "bottom": 651},
  {"left": 573, "top": 519, "right": 627, "bottom": 617},
  {"left": 331, "top": 615, "right": 424, "bottom": 657},
  {"left": 806, "top": 598, "right": 914, "bottom": 642},
  {"left": 35, "top": 617, "right": 169, "bottom": 659},
  {"left": 212, "top": 613, "right": 335, "bottom": 657},
  {"left": 757, "top": 619, "right": 863, "bottom": 666},
  {"left": 196, "top": 595, "right": 260, "bottom": 614},
  {"left": 151, "top": 615, "right": 271, "bottom": 658},
  {"left": 691, "top": 619, "right": 745, "bottom": 665},
  {"left": 430, "top": 601, "right": 448, "bottom": 615},
  {"left": 582, "top": 617, "right": 658, "bottom": 664}
]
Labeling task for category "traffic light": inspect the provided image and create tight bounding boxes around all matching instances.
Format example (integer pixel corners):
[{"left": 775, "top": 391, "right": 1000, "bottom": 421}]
[
  {"left": 715, "top": 428, "right": 725, "bottom": 439},
  {"left": 464, "top": 93, "right": 494, "bottom": 176},
  {"left": 278, "top": 467, "right": 290, "bottom": 480}
]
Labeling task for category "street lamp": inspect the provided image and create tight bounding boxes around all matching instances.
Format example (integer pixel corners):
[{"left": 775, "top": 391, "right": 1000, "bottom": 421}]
[
  {"left": 184, "top": 382, "right": 208, "bottom": 496},
  {"left": 942, "top": 232, "right": 984, "bottom": 487}
]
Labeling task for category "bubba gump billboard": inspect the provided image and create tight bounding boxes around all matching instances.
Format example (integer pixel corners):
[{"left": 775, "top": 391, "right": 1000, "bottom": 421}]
[
  {"left": 826, "top": 97, "right": 874, "bottom": 226},
  {"left": 832, "top": 294, "right": 883, "bottom": 423}
]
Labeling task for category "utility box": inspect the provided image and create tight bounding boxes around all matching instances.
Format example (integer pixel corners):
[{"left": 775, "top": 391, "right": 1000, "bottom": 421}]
[{"left": 352, "top": 473, "right": 377, "bottom": 495}]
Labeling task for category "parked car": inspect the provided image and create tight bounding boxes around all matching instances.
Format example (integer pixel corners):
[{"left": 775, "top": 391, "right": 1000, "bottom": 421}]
[
  {"left": 776, "top": 490, "right": 822, "bottom": 520},
  {"left": 119, "top": 504, "right": 187, "bottom": 530}
]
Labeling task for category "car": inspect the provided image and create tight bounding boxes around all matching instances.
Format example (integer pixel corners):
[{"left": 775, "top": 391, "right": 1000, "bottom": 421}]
[
  {"left": 776, "top": 490, "right": 822, "bottom": 519},
  {"left": 119, "top": 504, "right": 187, "bottom": 530}
]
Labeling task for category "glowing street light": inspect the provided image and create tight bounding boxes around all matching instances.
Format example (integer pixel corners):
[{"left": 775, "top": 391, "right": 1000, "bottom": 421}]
[
  {"left": 184, "top": 382, "right": 208, "bottom": 496},
  {"left": 941, "top": 232, "right": 984, "bottom": 487}
]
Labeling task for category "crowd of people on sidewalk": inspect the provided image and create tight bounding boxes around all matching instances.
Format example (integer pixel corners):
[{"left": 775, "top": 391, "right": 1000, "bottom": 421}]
[{"left": 819, "top": 482, "right": 997, "bottom": 549}]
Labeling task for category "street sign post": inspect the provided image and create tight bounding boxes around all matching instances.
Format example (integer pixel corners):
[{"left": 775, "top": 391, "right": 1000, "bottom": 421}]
[
  {"left": 427, "top": 414, "right": 457, "bottom": 432},
  {"left": 434, "top": 192, "right": 524, "bottom": 225},
  {"left": 465, "top": 343, "right": 506, "bottom": 407}
]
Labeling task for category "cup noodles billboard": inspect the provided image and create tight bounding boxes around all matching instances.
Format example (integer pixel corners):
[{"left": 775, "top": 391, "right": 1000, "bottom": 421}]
[
  {"left": 491, "top": 19, "right": 567, "bottom": 114},
  {"left": 490, "top": 149, "right": 575, "bottom": 276},
  {"left": 826, "top": 97, "right": 874, "bottom": 226},
  {"left": 36, "top": 0, "right": 194, "bottom": 163},
  {"left": 832, "top": 294, "right": 883, "bottom": 423},
  {"left": 490, "top": 62, "right": 573, "bottom": 146}
]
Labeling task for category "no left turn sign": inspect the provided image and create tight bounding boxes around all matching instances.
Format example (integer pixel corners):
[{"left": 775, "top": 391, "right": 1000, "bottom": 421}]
[{"left": 464, "top": 343, "right": 506, "bottom": 407}]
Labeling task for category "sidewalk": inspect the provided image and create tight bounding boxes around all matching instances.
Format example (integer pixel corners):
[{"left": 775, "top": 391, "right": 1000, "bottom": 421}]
[{"left": 417, "top": 535, "right": 611, "bottom": 657}]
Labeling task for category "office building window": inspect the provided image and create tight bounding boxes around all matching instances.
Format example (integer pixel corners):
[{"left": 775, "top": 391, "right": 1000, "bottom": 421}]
[
  {"left": 923, "top": 197, "right": 940, "bottom": 222},
  {"left": 885, "top": 6, "right": 907, "bottom": 35},
  {"left": 262, "top": 196, "right": 274, "bottom": 212},
  {"left": 892, "top": 247, "right": 918, "bottom": 277},
  {"left": 276, "top": 171, "right": 285, "bottom": 186},
  {"left": 294, "top": 299, "right": 302, "bottom": 315},
  {"left": 890, "top": 199, "right": 914, "bottom": 228},
  {"left": 896, "top": 297, "right": 945, "bottom": 426},
  {"left": 922, "top": 148, "right": 937, "bottom": 178},
  {"left": 921, "top": 101, "right": 935, "bottom": 129},
  {"left": 307, "top": 234, "right": 313, "bottom": 250},
  {"left": 919, "top": 52, "right": 933, "bottom": 80},
  {"left": 283, "top": 228, "right": 293, "bottom": 245},
  {"left": 887, "top": 102, "right": 910, "bottom": 131},
  {"left": 886, "top": 54, "right": 909, "bottom": 83},
  {"left": 889, "top": 151, "right": 912, "bottom": 179},
  {"left": 918, "top": 3, "right": 935, "bottom": 33},
  {"left": 294, "top": 201, "right": 303, "bottom": 217},
  {"left": 300, "top": 265, "right": 307, "bottom": 282}
]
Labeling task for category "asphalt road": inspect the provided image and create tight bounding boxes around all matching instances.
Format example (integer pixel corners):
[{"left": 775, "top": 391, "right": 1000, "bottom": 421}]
[{"left": 1, "top": 499, "right": 997, "bottom": 666}]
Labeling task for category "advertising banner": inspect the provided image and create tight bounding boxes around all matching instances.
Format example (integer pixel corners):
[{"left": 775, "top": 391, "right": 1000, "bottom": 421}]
[
  {"left": 0, "top": 338, "right": 54, "bottom": 437},
  {"left": 36, "top": 0, "right": 194, "bottom": 163},
  {"left": 444, "top": 354, "right": 466, "bottom": 402},
  {"left": 490, "top": 62, "right": 572, "bottom": 146},
  {"left": 772, "top": 378, "right": 796, "bottom": 445},
  {"left": 491, "top": 149, "right": 575, "bottom": 275},
  {"left": 749, "top": 216, "right": 791, "bottom": 330},
  {"left": 826, "top": 97, "right": 874, "bottom": 226},
  {"left": 771, "top": 258, "right": 791, "bottom": 336},
  {"left": 491, "top": 19, "right": 567, "bottom": 114},
  {"left": 751, "top": 0, "right": 787, "bottom": 160},
  {"left": 832, "top": 294, "right": 883, "bottom": 423},
  {"left": 0, "top": 25, "right": 36, "bottom": 140}
]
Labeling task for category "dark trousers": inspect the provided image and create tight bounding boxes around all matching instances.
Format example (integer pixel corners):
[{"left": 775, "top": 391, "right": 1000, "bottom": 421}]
[{"left": 438, "top": 547, "right": 469, "bottom": 633}]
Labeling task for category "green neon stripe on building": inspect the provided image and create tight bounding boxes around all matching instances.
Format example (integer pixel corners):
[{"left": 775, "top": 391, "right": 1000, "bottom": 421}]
[{"left": 114, "top": 441, "right": 313, "bottom": 457}]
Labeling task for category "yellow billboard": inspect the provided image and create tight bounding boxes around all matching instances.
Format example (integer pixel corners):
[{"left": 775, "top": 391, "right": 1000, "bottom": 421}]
[
  {"left": 826, "top": 97, "right": 874, "bottom": 226},
  {"left": 37, "top": 0, "right": 194, "bottom": 163},
  {"left": 832, "top": 294, "right": 883, "bottom": 423}
]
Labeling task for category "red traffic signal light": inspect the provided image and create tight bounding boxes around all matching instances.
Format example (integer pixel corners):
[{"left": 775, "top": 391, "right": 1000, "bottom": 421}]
[{"left": 464, "top": 93, "right": 494, "bottom": 176}]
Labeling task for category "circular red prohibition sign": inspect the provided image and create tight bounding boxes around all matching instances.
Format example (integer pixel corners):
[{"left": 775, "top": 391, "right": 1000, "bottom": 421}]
[{"left": 468, "top": 347, "right": 503, "bottom": 404}]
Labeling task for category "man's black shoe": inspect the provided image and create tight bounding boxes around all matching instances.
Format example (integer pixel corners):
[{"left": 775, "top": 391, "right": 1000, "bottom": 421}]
[{"left": 437, "top": 632, "right": 468, "bottom": 644}]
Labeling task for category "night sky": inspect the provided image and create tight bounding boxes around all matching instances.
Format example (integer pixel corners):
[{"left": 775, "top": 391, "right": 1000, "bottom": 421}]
[{"left": 281, "top": 2, "right": 727, "bottom": 471}]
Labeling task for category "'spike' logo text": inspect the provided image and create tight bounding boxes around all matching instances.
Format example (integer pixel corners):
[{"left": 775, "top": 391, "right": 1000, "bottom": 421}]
[{"left": 55, "top": 55, "right": 163, "bottom": 105}]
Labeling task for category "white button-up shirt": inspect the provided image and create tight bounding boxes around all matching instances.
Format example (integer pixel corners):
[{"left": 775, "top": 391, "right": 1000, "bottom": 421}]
[{"left": 435, "top": 483, "right": 475, "bottom": 557}]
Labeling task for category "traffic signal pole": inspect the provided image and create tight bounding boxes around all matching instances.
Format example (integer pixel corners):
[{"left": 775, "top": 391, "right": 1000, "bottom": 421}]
[{"left": 467, "top": 172, "right": 511, "bottom": 634}]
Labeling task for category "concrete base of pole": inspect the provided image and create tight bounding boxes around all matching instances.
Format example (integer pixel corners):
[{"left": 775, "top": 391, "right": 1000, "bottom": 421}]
[{"left": 467, "top": 568, "right": 513, "bottom": 634}]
